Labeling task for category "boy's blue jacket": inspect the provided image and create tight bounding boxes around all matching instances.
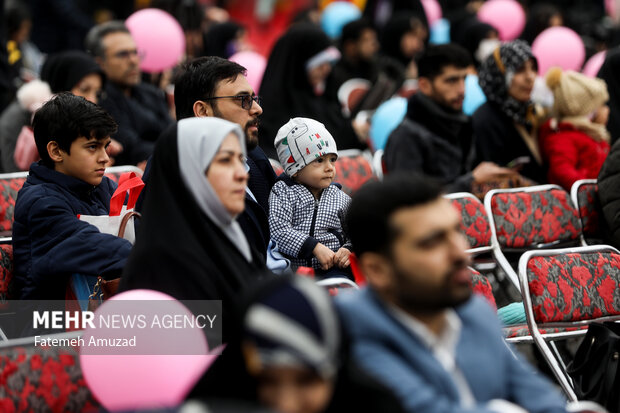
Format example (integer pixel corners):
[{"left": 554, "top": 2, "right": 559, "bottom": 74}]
[{"left": 12, "top": 162, "right": 132, "bottom": 299}]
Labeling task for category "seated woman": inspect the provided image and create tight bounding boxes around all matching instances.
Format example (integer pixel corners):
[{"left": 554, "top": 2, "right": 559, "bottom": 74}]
[
  {"left": 121, "top": 117, "right": 270, "bottom": 333},
  {"left": 473, "top": 40, "right": 547, "bottom": 184}
]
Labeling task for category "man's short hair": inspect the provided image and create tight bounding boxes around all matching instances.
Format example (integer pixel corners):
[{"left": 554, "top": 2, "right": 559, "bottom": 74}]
[
  {"left": 346, "top": 174, "right": 443, "bottom": 256},
  {"left": 33, "top": 92, "right": 117, "bottom": 167},
  {"left": 417, "top": 44, "right": 472, "bottom": 80},
  {"left": 84, "top": 20, "right": 130, "bottom": 58},
  {"left": 173, "top": 56, "right": 247, "bottom": 120},
  {"left": 340, "top": 18, "right": 374, "bottom": 49}
]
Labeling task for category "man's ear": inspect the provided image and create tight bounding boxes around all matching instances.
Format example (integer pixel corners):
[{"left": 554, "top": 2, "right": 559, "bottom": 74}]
[
  {"left": 193, "top": 100, "right": 211, "bottom": 118},
  {"left": 358, "top": 252, "right": 393, "bottom": 291},
  {"left": 47, "top": 141, "right": 64, "bottom": 163},
  {"left": 417, "top": 76, "right": 432, "bottom": 96}
]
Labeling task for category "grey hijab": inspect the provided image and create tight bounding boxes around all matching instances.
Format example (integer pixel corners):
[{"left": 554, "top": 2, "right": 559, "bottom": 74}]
[{"left": 177, "top": 117, "right": 252, "bottom": 261}]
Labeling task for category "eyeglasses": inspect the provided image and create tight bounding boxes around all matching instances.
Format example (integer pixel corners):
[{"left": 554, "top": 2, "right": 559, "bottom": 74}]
[
  {"left": 203, "top": 95, "right": 261, "bottom": 110},
  {"left": 110, "top": 49, "right": 144, "bottom": 60}
]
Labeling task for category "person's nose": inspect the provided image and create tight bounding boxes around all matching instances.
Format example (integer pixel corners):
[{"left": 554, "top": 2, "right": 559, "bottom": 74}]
[
  {"left": 250, "top": 99, "right": 263, "bottom": 116},
  {"left": 235, "top": 159, "right": 249, "bottom": 182},
  {"left": 99, "top": 148, "right": 110, "bottom": 164}
]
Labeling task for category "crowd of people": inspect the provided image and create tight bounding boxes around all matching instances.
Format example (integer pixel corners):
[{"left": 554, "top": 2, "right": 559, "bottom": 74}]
[{"left": 2, "top": 0, "right": 620, "bottom": 412}]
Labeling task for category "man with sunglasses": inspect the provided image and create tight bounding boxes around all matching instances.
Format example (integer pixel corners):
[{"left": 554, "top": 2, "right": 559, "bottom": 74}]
[
  {"left": 85, "top": 21, "right": 173, "bottom": 166},
  {"left": 170, "top": 56, "right": 276, "bottom": 261}
]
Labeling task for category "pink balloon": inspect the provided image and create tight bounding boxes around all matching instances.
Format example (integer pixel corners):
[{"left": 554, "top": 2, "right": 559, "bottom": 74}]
[
  {"left": 80, "top": 290, "right": 218, "bottom": 411},
  {"left": 582, "top": 51, "right": 607, "bottom": 78},
  {"left": 477, "top": 0, "right": 525, "bottom": 41},
  {"left": 532, "top": 27, "right": 586, "bottom": 75},
  {"left": 606, "top": 0, "right": 617, "bottom": 19},
  {"left": 229, "top": 51, "right": 267, "bottom": 93},
  {"left": 421, "top": 0, "right": 442, "bottom": 26},
  {"left": 126, "top": 9, "right": 185, "bottom": 73}
]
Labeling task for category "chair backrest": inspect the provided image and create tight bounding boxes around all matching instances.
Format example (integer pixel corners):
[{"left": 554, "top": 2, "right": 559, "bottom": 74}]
[
  {"left": 570, "top": 179, "right": 602, "bottom": 244},
  {"left": 316, "top": 277, "right": 359, "bottom": 297},
  {"left": 0, "top": 244, "right": 13, "bottom": 301},
  {"left": 103, "top": 165, "right": 144, "bottom": 183},
  {"left": 485, "top": 185, "right": 582, "bottom": 249},
  {"left": 445, "top": 192, "right": 493, "bottom": 254},
  {"left": 372, "top": 149, "right": 385, "bottom": 180},
  {"left": 0, "top": 172, "right": 28, "bottom": 235},
  {"left": 518, "top": 245, "right": 620, "bottom": 324},
  {"left": 334, "top": 149, "right": 376, "bottom": 196},
  {"left": 470, "top": 267, "right": 496, "bottom": 310},
  {"left": 0, "top": 334, "right": 100, "bottom": 411}
]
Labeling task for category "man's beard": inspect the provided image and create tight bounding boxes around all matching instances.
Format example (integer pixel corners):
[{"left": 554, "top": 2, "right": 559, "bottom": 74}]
[{"left": 245, "top": 118, "right": 260, "bottom": 150}]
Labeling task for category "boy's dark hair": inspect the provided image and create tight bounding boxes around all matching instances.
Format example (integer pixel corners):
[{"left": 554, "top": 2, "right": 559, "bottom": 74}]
[
  {"left": 345, "top": 174, "right": 442, "bottom": 256},
  {"left": 340, "top": 18, "right": 374, "bottom": 49},
  {"left": 417, "top": 44, "right": 472, "bottom": 80},
  {"left": 173, "top": 56, "right": 247, "bottom": 120},
  {"left": 84, "top": 20, "right": 130, "bottom": 58},
  {"left": 32, "top": 92, "right": 117, "bottom": 168}
]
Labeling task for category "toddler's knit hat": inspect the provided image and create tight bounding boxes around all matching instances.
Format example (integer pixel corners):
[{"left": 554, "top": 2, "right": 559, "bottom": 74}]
[
  {"left": 546, "top": 67, "right": 609, "bottom": 117},
  {"left": 274, "top": 117, "right": 338, "bottom": 177}
]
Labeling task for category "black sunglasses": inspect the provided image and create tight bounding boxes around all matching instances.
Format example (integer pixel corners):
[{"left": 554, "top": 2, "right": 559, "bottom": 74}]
[{"left": 203, "top": 95, "right": 261, "bottom": 110}]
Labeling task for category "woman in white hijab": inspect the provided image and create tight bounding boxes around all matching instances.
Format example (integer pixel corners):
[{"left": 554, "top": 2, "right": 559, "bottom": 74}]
[{"left": 121, "top": 117, "right": 270, "bottom": 339}]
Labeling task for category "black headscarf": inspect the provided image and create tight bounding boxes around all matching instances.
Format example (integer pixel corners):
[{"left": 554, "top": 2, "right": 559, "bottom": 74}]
[
  {"left": 40, "top": 50, "right": 104, "bottom": 93},
  {"left": 478, "top": 40, "right": 537, "bottom": 129},
  {"left": 121, "top": 118, "right": 270, "bottom": 335},
  {"left": 363, "top": 0, "right": 427, "bottom": 29},
  {"left": 452, "top": 17, "right": 498, "bottom": 67},
  {"left": 598, "top": 47, "right": 620, "bottom": 144},
  {"left": 379, "top": 12, "right": 426, "bottom": 67},
  {"left": 258, "top": 23, "right": 365, "bottom": 158},
  {"left": 202, "top": 21, "right": 244, "bottom": 59}
]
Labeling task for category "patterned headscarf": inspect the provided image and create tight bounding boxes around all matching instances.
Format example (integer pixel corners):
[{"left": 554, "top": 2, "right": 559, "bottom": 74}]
[{"left": 479, "top": 40, "right": 537, "bottom": 128}]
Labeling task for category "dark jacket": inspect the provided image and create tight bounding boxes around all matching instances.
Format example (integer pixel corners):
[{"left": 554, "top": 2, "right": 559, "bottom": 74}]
[
  {"left": 100, "top": 82, "right": 173, "bottom": 165},
  {"left": 473, "top": 101, "right": 547, "bottom": 184},
  {"left": 384, "top": 93, "right": 474, "bottom": 193},
  {"left": 12, "top": 162, "right": 132, "bottom": 299},
  {"left": 598, "top": 139, "right": 620, "bottom": 248},
  {"left": 238, "top": 146, "right": 277, "bottom": 260}
]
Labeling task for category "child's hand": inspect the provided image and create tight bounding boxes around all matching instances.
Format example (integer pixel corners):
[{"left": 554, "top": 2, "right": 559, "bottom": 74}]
[
  {"left": 334, "top": 248, "right": 351, "bottom": 268},
  {"left": 313, "top": 243, "right": 335, "bottom": 270}
]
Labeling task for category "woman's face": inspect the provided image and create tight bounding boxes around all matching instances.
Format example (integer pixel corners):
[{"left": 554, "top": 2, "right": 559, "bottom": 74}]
[
  {"left": 400, "top": 23, "right": 427, "bottom": 59},
  {"left": 206, "top": 133, "right": 248, "bottom": 216},
  {"left": 507, "top": 59, "right": 537, "bottom": 102},
  {"left": 256, "top": 366, "right": 334, "bottom": 413},
  {"left": 71, "top": 73, "right": 102, "bottom": 104}
]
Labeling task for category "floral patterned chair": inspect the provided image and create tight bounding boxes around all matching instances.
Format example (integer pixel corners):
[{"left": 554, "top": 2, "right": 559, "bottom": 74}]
[
  {"left": 0, "top": 172, "right": 28, "bottom": 237},
  {"left": 516, "top": 245, "right": 620, "bottom": 401},
  {"left": 0, "top": 335, "right": 100, "bottom": 412},
  {"left": 484, "top": 184, "right": 583, "bottom": 292},
  {"left": 570, "top": 179, "right": 603, "bottom": 246},
  {"left": 445, "top": 192, "right": 493, "bottom": 256},
  {"left": 334, "top": 149, "right": 376, "bottom": 197}
]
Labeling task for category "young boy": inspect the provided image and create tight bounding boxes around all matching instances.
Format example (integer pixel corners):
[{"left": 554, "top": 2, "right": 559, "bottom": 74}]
[
  {"left": 12, "top": 92, "right": 132, "bottom": 299},
  {"left": 269, "top": 117, "right": 352, "bottom": 277}
]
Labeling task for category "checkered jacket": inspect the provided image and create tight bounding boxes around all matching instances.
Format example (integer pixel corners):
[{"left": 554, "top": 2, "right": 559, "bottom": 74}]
[{"left": 268, "top": 177, "right": 352, "bottom": 270}]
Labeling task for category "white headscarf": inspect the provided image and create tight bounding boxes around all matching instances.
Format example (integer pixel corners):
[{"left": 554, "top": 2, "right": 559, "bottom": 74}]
[{"left": 177, "top": 117, "right": 252, "bottom": 262}]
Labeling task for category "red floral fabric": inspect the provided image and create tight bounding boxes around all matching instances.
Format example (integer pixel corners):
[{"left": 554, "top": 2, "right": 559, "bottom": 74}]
[
  {"left": 0, "top": 345, "right": 99, "bottom": 412},
  {"left": 0, "top": 244, "right": 13, "bottom": 301},
  {"left": 526, "top": 251, "right": 620, "bottom": 323},
  {"left": 450, "top": 196, "right": 492, "bottom": 249},
  {"left": 490, "top": 188, "right": 582, "bottom": 248},
  {"left": 0, "top": 177, "right": 27, "bottom": 234},
  {"left": 334, "top": 155, "right": 376, "bottom": 196},
  {"left": 576, "top": 182, "right": 602, "bottom": 239},
  {"left": 470, "top": 268, "right": 496, "bottom": 310}
]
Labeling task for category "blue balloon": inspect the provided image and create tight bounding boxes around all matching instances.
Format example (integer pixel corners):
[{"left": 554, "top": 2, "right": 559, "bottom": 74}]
[
  {"left": 429, "top": 18, "right": 450, "bottom": 45},
  {"left": 320, "top": 2, "right": 362, "bottom": 39},
  {"left": 370, "top": 97, "right": 407, "bottom": 151},
  {"left": 463, "top": 74, "right": 486, "bottom": 116}
]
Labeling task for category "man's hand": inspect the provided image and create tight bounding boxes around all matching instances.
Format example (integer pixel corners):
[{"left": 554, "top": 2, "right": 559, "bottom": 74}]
[
  {"left": 313, "top": 243, "right": 335, "bottom": 270},
  {"left": 472, "top": 162, "right": 518, "bottom": 184},
  {"left": 334, "top": 248, "right": 351, "bottom": 268}
]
